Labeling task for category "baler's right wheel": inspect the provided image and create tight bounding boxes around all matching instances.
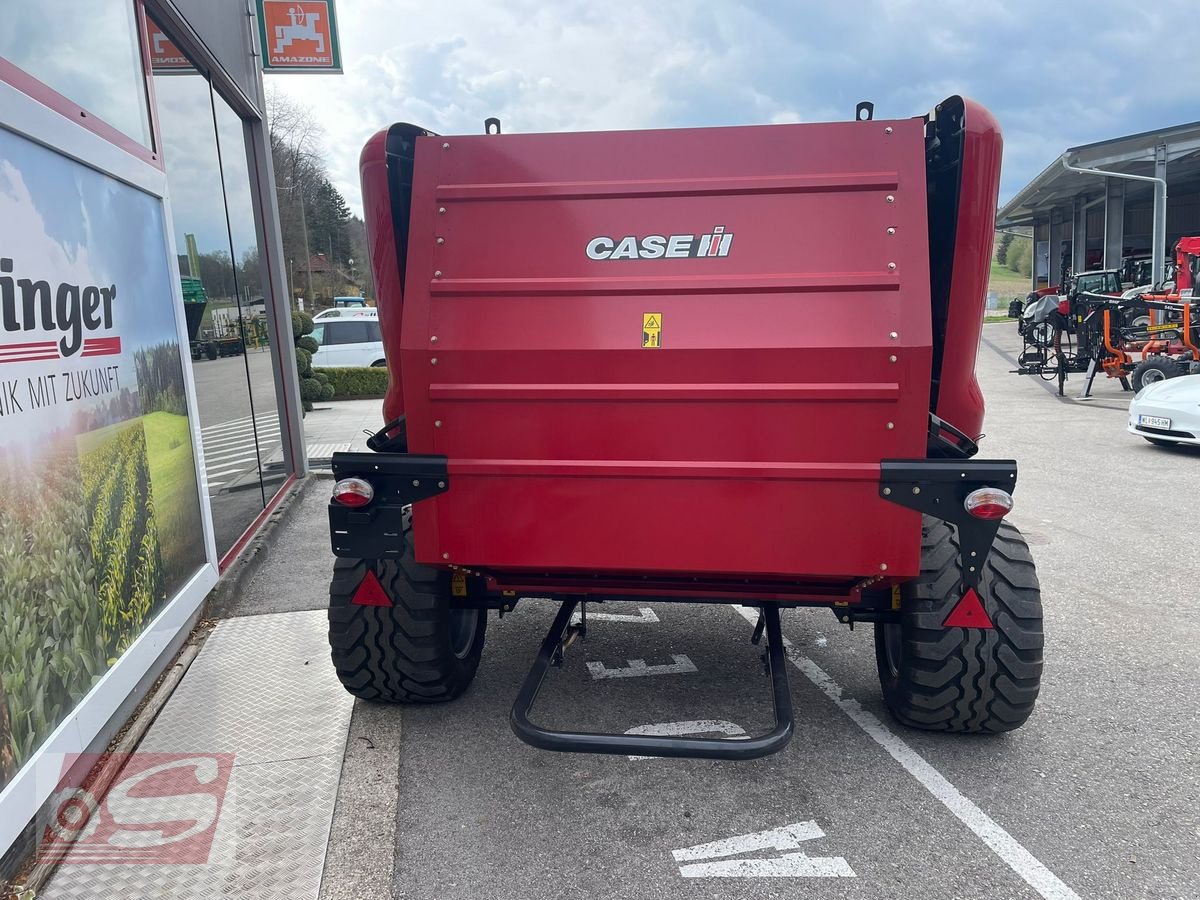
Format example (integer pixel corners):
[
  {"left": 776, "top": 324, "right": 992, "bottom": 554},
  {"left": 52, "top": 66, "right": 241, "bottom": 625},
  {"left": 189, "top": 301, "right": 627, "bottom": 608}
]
[{"left": 874, "top": 517, "right": 1043, "bottom": 733}]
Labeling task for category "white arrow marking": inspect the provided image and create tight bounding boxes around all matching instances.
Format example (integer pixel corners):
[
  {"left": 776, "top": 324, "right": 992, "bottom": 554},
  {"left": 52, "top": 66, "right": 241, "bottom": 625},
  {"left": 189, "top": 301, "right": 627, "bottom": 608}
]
[
  {"left": 673, "top": 821, "right": 854, "bottom": 878},
  {"left": 571, "top": 607, "right": 659, "bottom": 625},
  {"left": 586, "top": 654, "right": 697, "bottom": 680},
  {"left": 624, "top": 720, "right": 746, "bottom": 761}
]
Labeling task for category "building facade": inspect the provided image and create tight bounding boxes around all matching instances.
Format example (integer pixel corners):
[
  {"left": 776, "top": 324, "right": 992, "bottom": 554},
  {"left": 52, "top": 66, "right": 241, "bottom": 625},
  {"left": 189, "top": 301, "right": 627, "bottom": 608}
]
[
  {"left": 997, "top": 122, "right": 1200, "bottom": 290},
  {"left": 0, "top": 0, "right": 305, "bottom": 859}
]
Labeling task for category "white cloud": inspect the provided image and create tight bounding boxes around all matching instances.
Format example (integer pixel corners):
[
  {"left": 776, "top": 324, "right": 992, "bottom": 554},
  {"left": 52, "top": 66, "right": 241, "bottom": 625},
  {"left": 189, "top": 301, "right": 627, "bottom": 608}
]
[{"left": 268, "top": 0, "right": 1197, "bottom": 216}]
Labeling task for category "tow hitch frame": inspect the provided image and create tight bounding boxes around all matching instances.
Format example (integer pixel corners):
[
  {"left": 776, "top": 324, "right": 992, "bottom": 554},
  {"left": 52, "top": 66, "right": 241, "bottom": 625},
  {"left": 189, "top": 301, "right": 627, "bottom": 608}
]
[{"left": 509, "top": 599, "right": 795, "bottom": 760}]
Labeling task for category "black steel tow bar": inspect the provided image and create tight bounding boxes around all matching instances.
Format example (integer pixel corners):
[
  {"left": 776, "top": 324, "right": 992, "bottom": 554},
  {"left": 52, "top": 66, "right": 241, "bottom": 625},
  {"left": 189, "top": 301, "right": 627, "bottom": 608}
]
[{"left": 509, "top": 598, "right": 795, "bottom": 760}]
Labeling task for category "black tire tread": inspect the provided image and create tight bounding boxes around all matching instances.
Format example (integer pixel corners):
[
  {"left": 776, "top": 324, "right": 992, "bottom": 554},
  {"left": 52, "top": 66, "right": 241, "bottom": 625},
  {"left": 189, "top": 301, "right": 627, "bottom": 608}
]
[
  {"left": 328, "top": 512, "right": 484, "bottom": 703},
  {"left": 1131, "top": 357, "right": 1182, "bottom": 393},
  {"left": 875, "top": 517, "right": 1044, "bottom": 733}
]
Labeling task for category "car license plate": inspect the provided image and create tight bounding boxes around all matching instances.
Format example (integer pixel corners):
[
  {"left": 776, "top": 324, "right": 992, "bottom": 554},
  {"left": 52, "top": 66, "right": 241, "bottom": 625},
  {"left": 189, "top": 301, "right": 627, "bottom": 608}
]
[{"left": 1138, "top": 415, "right": 1171, "bottom": 429}]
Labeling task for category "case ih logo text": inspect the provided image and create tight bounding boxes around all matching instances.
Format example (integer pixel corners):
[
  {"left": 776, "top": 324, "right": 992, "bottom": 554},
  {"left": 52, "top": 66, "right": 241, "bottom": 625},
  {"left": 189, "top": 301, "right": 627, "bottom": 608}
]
[
  {"left": 0, "top": 256, "right": 121, "bottom": 364},
  {"left": 586, "top": 227, "right": 734, "bottom": 260}
]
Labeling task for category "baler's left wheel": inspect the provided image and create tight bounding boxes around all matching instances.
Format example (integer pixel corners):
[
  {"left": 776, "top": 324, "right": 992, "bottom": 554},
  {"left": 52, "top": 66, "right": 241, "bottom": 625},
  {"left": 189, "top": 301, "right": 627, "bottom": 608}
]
[{"left": 874, "top": 517, "right": 1044, "bottom": 734}]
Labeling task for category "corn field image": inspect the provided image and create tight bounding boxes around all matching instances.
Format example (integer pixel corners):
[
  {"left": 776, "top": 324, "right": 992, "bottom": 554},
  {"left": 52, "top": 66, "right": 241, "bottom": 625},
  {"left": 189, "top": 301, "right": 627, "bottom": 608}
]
[
  {"left": 0, "top": 126, "right": 210, "bottom": 793},
  {"left": 0, "top": 410, "right": 204, "bottom": 791}
]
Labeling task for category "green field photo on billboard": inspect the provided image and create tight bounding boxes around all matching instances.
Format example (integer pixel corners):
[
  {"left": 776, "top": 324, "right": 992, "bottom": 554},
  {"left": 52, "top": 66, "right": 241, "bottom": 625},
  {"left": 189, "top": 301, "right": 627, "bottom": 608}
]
[{"left": 0, "top": 127, "right": 209, "bottom": 790}]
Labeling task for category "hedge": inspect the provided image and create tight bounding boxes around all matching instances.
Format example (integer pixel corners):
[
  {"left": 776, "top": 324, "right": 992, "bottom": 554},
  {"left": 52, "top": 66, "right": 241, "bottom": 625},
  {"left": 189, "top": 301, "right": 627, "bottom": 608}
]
[{"left": 314, "top": 366, "right": 389, "bottom": 399}]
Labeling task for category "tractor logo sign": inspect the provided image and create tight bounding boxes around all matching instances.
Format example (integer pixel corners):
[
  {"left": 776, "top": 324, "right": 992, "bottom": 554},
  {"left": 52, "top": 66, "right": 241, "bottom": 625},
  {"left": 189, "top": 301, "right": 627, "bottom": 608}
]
[
  {"left": 145, "top": 22, "right": 192, "bottom": 73},
  {"left": 586, "top": 227, "right": 734, "bottom": 260},
  {"left": 257, "top": 1, "right": 342, "bottom": 71}
]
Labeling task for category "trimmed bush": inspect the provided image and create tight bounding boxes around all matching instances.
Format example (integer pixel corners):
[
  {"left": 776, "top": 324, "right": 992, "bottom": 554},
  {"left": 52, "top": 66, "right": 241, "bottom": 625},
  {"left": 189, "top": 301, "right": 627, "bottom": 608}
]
[
  {"left": 295, "top": 347, "right": 312, "bottom": 373},
  {"left": 300, "top": 377, "right": 324, "bottom": 404},
  {"left": 297, "top": 335, "right": 319, "bottom": 354},
  {"left": 314, "top": 366, "right": 389, "bottom": 399}
]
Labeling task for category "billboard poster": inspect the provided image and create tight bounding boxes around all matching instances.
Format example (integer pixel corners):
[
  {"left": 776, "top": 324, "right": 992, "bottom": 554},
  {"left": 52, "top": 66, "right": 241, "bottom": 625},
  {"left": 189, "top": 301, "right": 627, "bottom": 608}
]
[
  {"left": 257, "top": 0, "right": 342, "bottom": 72},
  {"left": 0, "top": 126, "right": 207, "bottom": 793}
]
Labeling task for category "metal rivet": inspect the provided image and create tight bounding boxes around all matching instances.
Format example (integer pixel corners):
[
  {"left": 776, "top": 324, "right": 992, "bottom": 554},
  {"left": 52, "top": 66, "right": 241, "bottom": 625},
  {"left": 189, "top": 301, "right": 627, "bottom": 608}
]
[
  {"left": 886, "top": 422, "right": 894, "bottom": 429},
  {"left": 882, "top": 487, "right": 892, "bottom": 496},
  {"left": 886, "top": 195, "right": 895, "bottom": 203},
  {"left": 889, "top": 332, "right": 899, "bottom": 339},
  {"left": 879, "top": 563, "right": 888, "bottom": 571},
  {"left": 438, "top": 207, "right": 447, "bottom": 215},
  {"left": 889, "top": 354, "right": 898, "bottom": 363},
  {"left": 887, "top": 227, "right": 896, "bottom": 235},
  {"left": 434, "top": 419, "right": 442, "bottom": 427},
  {"left": 911, "top": 487, "right": 921, "bottom": 495},
  {"left": 968, "top": 566, "right": 976, "bottom": 572},
  {"left": 412, "top": 479, "right": 421, "bottom": 487},
  {"left": 885, "top": 126, "right": 893, "bottom": 134},
  {"left": 430, "top": 358, "right": 438, "bottom": 365},
  {"left": 970, "top": 551, "right": 977, "bottom": 557},
  {"left": 888, "top": 262, "right": 897, "bottom": 270},
  {"left": 443, "top": 552, "right": 450, "bottom": 560},
  {"left": 430, "top": 335, "right": 438, "bottom": 343},
  {"left": 434, "top": 270, "right": 443, "bottom": 278},
  {"left": 442, "top": 142, "right": 450, "bottom": 150},
  {"left": 437, "top": 237, "right": 445, "bottom": 245},
  {"left": 437, "top": 481, "right": 446, "bottom": 489},
  {"left": 960, "top": 473, "right": 966, "bottom": 478}
]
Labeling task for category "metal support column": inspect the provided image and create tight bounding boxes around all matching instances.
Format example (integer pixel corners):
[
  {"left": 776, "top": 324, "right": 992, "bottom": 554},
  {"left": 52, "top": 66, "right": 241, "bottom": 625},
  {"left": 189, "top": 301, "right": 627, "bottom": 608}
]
[
  {"left": 1062, "top": 154, "right": 1167, "bottom": 286},
  {"left": 1152, "top": 144, "right": 1168, "bottom": 284},
  {"left": 1072, "top": 196, "right": 1087, "bottom": 274},
  {"left": 1103, "top": 178, "right": 1125, "bottom": 271}
]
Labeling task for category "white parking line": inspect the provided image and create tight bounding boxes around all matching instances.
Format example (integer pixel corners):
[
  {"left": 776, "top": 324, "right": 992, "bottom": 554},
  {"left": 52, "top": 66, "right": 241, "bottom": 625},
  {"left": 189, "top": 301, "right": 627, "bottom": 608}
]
[{"left": 732, "top": 606, "right": 1081, "bottom": 900}]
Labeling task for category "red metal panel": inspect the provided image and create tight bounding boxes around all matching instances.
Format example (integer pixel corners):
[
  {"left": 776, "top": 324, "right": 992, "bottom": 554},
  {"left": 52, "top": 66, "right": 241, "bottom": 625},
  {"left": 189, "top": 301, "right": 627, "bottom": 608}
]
[
  {"left": 398, "top": 118, "right": 932, "bottom": 580},
  {"left": 933, "top": 101, "right": 1003, "bottom": 439},
  {"left": 360, "top": 130, "right": 405, "bottom": 420}
]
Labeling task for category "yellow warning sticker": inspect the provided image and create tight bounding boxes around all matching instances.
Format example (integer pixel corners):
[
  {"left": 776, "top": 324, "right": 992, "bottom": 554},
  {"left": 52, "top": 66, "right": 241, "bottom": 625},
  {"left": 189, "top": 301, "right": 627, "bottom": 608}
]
[
  {"left": 451, "top": 571, "right": 467, "bottom": 597},
  {"left": 891, "top": 585, "right": 902, "bottom": 610},
  {"left": 642, "top": 312, "right": 662, "bottom": 348}
]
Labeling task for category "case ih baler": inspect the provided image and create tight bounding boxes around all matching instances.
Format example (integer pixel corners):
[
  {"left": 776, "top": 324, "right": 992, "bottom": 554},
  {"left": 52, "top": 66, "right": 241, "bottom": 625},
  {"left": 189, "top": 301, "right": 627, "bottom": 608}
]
[{"left": 327, "top": 97, "right": 1044, "bottom": 760}]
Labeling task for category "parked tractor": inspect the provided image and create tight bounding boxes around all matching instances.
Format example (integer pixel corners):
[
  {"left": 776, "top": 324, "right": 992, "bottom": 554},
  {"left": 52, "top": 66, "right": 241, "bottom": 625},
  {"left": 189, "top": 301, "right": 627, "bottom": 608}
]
[{"left": 326, "top": 97, "right": 1044, "bottom": 760}]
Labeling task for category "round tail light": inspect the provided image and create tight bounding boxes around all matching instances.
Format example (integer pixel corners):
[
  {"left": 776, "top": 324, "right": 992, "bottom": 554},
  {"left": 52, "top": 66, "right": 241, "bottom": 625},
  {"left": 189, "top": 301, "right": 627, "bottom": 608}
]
[
  {"left": 333, "top": 477, "right": 374, "bottom": 508},
  {"left": 964, "top": 487, "right": 1013, "bottom": 520}
]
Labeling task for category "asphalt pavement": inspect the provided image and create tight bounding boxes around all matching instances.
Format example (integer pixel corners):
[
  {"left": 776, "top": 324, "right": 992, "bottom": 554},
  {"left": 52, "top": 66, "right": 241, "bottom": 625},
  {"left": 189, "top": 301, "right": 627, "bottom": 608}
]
[{"left": 231, "top": 321, "right": 1200, "bottom": 900}]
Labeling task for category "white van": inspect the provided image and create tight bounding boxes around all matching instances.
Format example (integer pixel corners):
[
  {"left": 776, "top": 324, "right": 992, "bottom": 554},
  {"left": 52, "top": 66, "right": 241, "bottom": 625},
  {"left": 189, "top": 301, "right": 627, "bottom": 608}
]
[
  {"left": 313, "top": 307, "right": 378, "bottom": 321},
  {"left": 310, "top": 317, "right": 386, "bottom": 368}
]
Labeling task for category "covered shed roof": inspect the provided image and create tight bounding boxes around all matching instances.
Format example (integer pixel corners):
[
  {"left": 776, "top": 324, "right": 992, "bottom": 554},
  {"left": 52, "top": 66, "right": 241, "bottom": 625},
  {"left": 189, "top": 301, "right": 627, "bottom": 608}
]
[{"left": 996, "top": 121, "right": 1200, "bottom": 228}]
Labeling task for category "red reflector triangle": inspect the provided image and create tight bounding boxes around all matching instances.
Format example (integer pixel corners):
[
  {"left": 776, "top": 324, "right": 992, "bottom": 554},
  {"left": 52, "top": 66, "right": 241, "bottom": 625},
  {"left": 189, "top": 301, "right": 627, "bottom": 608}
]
[
  {"left": 942, "top": 587, "right": 994, "bottom": 629},
  {"left": 352, "top": 570, "right": 392, "bottom": 607}
]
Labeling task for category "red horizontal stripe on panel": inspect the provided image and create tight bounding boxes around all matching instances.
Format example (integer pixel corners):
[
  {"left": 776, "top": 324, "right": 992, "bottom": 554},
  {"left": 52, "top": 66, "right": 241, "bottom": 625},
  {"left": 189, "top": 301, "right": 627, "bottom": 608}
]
[
  {"left": 0, "top": 341, "right": 57, "bottom": 352},
  {"left": 449, "top": 459, "right": 881, "bottom": 481},
  {"left": 436, "top": 171, "right": 901, "bottom": 202},
  {"left": 0, "top": 354, "right": 60, "bottom": 364},
  {"left": 83, "top": 337, "right": 122, "bottom": 349}
]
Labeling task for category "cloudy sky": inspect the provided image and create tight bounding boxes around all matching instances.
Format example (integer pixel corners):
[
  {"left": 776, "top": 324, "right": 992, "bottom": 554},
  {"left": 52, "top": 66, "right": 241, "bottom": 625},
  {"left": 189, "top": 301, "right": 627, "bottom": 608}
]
[{"left": 269, "top": 0, "right": 1195, "bottom": 219}]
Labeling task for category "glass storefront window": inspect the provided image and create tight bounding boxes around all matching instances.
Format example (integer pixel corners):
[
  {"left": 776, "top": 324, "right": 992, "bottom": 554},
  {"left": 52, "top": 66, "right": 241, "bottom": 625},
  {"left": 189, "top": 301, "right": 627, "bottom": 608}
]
[
  {"left": 211, "top": 91, "right": 289, "bottom": 504},
  {"left": 0, "top": 0, "right": 152, "bottom": 147},
  {"left": 150, "top": 15, "right": 288, "bottom": 557}
]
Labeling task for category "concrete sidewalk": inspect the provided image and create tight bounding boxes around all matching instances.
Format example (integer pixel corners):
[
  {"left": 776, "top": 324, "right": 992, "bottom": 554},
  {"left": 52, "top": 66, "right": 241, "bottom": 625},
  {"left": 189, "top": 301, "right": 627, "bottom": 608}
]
[{"left": 303, "top": 398, "right": 383, "bottom": 462}]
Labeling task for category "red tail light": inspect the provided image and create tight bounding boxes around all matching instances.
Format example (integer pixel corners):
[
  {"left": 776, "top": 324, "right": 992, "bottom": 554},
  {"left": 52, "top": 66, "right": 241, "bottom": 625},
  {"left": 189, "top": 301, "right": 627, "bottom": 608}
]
[
  {"left": 964, "top": 487, "right": 1013, "bottom": 520},
  {"left": 333, "top": 477, "right": 374, "bottom": 508}
]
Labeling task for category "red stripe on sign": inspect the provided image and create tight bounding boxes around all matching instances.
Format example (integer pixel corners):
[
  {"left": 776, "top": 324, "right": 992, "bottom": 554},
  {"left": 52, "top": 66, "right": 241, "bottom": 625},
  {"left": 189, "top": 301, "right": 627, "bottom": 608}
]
[
  {"left": 83, "top": 337, "right": 122, "bottom": 349},
  {"left": 0, "top": 354, "right": 59, "bottom": 364},
  {"left": 0, "top": 341, "right": 57, "bottom": 352}
]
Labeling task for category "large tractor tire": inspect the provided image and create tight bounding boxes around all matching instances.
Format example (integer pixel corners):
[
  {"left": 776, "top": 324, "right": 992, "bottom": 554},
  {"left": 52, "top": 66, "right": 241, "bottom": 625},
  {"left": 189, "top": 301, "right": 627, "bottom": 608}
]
[
  {"left": 1131, "top": 357, "right": 1182, "bottom": 393},
  {"left": 328, "top": 511, "right": 486, "bottom": 703},
  {"left": 874, "top": 517, "right": 1043, "bottom": 733}
]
